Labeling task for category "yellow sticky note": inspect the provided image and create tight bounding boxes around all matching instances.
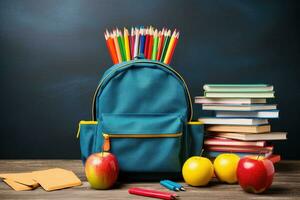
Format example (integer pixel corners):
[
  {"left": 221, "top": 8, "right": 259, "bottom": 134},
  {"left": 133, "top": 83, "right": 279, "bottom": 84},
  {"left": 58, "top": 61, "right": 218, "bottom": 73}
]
[
  {"left": 3, "top": 179, "right": 36, "bottom": 191},
  {"left": 31, "top": 168, "right": 82, "bottom": 191}
]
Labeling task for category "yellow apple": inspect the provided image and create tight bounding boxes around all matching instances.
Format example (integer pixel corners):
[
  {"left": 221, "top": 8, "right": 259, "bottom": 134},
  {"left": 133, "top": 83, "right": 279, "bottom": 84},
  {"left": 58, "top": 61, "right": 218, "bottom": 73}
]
[
  {"left": 182, "top": 156, "right": 214, "bottom": 186},
  {"left": 213, "top": 153, "right": 240, "bottom": 184}
]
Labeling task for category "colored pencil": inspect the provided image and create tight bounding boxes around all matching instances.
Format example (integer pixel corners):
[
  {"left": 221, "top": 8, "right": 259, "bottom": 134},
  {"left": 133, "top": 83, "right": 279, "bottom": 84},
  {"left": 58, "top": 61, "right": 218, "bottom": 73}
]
[
  {"left": 117, "top": 29, "right": 126, "bottom": 61},
  {"left": 160, "top": 29, "right": 171, "bottom": 62},
  {"left": 104, "top": 27, "right": 179, "bottom": 64},
  {"left": 112, "top": 30, "right": 122, "bottom": 63},
  {"left": 133, "top": 28, "right": 140, "bottom": 58},
  {"left": 104, "top": 30, "right": 118, "bottom": 64},
  {"left": 144, "top": 28, "right": 150, "bottom": 58},
  {"left": 156, "top": 29, "right": 164, "bottom": 60},
  {"left": 152, "top": 29, "right": 159, "bottom": 60},
  {"left": 124, "top": 28, "right": 131, "bottom": 61},
  {"left": 139, "top": 28, "right": 146, "bottom": 56},
  {"left": 165, "top": 32, "right": 179, "bottom": 64},
  {"left": 130, "top": 27, "right": 135, "bottom": 60},
  {"left": 163, "top": 30, "right": 176, "bottom": 64},
  {"left": 147, "top": 28, "right": 154, "bottom": 59}
]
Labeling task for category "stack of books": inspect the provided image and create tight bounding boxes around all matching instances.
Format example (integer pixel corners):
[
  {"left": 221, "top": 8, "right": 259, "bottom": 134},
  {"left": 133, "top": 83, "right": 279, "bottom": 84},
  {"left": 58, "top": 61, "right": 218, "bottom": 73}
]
[{"left": 196, "top": 84, "right": 287, "bottom": 163}]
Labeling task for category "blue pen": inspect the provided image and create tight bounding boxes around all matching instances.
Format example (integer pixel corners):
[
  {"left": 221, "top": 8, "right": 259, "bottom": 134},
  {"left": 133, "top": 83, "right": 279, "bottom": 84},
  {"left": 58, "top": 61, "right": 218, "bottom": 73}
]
[
  {"left": 163, "top": 180, "right": 185, "bottom": 191},
  {"left": 160, "top": 180, "right": 180, "bottom": 191}
]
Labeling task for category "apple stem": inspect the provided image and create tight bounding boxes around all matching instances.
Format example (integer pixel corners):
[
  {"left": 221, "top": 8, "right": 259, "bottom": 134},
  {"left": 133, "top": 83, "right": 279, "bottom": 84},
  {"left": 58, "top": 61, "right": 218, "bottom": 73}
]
[{"left": 257, "top": 151, "right": 263, "bottom": 160}]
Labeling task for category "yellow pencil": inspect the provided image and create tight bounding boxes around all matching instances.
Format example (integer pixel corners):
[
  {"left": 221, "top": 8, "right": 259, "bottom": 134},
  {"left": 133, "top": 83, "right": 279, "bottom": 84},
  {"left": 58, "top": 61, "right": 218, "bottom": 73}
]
[
  {"left": 124, "top": 28, "right": 131, "bottom": 61},
  {"left": 112, "top": 30, "right": 122, "bottom": 63},
  {"left": 163, "top": 30, "right": 176, "bottom": 64}
]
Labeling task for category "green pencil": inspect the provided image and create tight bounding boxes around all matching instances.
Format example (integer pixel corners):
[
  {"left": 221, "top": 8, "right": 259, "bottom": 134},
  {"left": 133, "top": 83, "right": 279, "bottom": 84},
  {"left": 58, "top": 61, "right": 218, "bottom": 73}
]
[
  {"left": 151, "top": 29, "right": 158, "bottom": 60},
  {"left": 117, "top": 29, "right": 126, "bottom": 61},
  {"left": 160, "top": 29, "right": 171, "bottom": 62}
]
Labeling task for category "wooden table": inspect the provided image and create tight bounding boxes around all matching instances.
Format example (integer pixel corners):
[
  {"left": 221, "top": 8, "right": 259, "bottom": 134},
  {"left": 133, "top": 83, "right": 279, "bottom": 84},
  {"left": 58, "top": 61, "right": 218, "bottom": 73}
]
[{"left": 0, "top": 160, "right": 299, "bottom": 199}]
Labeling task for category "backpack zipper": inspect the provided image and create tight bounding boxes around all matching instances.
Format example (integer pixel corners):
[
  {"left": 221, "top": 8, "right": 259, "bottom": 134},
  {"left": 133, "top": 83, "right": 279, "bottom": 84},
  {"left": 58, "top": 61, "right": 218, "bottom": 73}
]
[
  {"left": 92, "top": 60, "right": 193, "bottom": 121},
  {"left": 102, "top": 132, "right": 182, "bottom": 152}
]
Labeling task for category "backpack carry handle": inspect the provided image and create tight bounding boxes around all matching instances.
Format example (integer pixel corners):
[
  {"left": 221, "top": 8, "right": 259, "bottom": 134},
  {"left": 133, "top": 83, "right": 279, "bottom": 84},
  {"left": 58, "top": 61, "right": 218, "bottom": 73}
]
[{"left": 134, "top": 54, "right": 145, "bottom": 60}]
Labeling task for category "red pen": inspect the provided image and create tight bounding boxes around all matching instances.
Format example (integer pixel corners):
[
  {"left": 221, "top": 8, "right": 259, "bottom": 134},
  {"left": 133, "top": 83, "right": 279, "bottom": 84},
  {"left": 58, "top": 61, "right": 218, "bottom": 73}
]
[{"left": 128, "top": 187, "right": 178, "bottom": 200}]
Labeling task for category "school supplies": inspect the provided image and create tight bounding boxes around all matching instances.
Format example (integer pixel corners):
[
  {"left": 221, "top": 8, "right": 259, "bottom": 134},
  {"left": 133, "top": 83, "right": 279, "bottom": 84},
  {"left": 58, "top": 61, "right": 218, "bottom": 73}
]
[
  {"left": 104, "top": 27, "right": 179, "bottom": 64},
  {"left": 196, "top": 84, "right": 287, "bottom": 162},
  {"left": 0, "top": 168, "right": 82, "bottom": 191},
  {"left": 128, "top": 187, "right": 178, "bottom": 200},
  {"left": 160, "top": 180, "right": 185, "bottom": 191}
]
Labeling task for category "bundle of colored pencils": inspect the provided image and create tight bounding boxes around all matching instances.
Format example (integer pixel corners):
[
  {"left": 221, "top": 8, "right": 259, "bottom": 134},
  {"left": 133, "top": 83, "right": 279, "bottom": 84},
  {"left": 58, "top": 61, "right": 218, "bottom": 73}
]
[{"left": 104, "top": 27, "right": 180, "bottom": 65}]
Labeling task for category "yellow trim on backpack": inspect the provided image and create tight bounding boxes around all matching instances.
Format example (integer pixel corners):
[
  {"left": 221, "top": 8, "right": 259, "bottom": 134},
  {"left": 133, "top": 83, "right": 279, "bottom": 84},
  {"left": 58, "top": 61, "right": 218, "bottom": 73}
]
[
  {"left": 187, "top": 121, "right": 203, "bottom": 125},
  {"left": 76, "top": 121, "right": 98, "bottom": 138}
]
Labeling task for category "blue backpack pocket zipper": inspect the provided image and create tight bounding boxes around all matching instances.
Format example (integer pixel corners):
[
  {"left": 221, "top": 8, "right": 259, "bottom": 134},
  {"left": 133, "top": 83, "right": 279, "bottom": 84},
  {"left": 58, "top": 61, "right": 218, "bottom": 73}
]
[{"left": 100, "top": 113, "right": 183, "bottom": 173}]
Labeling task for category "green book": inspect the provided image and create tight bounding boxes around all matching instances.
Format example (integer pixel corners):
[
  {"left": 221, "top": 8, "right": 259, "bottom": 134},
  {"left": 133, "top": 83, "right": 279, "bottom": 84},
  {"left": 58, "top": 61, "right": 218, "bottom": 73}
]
[{"left": 203, "top": 84, "right": 274, "bottom": 92}]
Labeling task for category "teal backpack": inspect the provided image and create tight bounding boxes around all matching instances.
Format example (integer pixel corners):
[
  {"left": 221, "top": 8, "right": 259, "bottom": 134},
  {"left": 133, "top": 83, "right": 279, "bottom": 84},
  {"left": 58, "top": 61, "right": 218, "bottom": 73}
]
[{"left": 77, "top": 58, "right": 204, "bottom": 180}]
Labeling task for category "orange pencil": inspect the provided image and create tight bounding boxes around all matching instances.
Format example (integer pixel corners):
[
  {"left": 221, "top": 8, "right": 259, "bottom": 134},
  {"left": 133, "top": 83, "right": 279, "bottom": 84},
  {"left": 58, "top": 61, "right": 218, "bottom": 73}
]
[
  {"left": 112, "top": 30, "right": 122, "bottom": 63},
  {"left": 104, "top": 31, "right": 118, "bottom": 64},
  {"left": 165, "top": 31, "right": 179, "bottom": 64},
  {"left": 156, "top": 29, "right": 164, "bottom": 60},
  {"left": 163, "top": 30, "right": 176, "bottom": 64}
]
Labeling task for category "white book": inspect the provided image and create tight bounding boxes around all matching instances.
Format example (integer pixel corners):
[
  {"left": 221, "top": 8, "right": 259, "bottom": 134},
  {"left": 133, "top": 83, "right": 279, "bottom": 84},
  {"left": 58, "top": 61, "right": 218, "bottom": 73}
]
[
  {"left": 203, "top": 84, "right": 274, "bottom": 92},
  {"left": 198, "top": 118, "right": 268, "bottom": 125},
  {"left": 195, "top": 97, "right": 266, "bottom": 104},
  {"left": 210, "top": 132, "right": 287, "bottom": 141},
  {"left": 202, "top": 104, "right": 277, "bottom": 111},
  {"left": 216, "top": 110, "right": 279, "bottom": 118}
]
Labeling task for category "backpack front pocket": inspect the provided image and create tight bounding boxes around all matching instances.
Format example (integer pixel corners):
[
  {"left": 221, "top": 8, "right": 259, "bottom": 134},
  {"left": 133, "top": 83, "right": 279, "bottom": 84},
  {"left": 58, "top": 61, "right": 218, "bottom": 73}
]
[{"left": 100, "top": 113, "right": 183, "bottom": 173}]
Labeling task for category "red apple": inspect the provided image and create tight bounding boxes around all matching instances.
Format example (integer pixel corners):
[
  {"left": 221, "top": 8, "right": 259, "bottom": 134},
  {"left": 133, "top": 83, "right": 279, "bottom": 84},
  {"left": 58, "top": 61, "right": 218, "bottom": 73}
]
[
  {"left": 85, "top": 152, "right": 119, "bottom": 189},
  {"left": 237, "top": 156, "right": 275, "bottom": 193}
]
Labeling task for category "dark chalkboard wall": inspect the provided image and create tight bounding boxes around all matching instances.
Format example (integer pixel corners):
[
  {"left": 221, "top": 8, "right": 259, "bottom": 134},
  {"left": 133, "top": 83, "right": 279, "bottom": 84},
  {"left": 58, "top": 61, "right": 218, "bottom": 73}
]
[{"left": 0, "top": 0, "right": 299, "bottom": 159}]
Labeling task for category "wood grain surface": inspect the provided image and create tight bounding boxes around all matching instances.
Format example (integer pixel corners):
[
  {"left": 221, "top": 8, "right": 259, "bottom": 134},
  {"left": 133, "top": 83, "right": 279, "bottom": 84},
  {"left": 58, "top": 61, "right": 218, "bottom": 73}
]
[{"left": 0, "top": 160, "right": 299, "bottom": 199}]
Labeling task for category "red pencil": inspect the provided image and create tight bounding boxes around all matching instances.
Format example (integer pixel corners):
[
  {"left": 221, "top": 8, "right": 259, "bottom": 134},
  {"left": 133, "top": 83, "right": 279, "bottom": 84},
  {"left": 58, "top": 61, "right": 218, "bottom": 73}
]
[
  {"left": 130, "top": 27, "right": 135, "bottom": 60},
  {"left": 144, "top": 28, "right": 150, "bottom": 58},
  {"left": 147, "top": 28, "right": 154, "bottom": 59},
  {"left": 128, "top": 187, "right": 178, "bottom": 200},
  {"left": 165, "top": 31, "right": 179, "bottom": 64},
  {"left": 104, "top": 30, "right": 118, "bottom": 64}
]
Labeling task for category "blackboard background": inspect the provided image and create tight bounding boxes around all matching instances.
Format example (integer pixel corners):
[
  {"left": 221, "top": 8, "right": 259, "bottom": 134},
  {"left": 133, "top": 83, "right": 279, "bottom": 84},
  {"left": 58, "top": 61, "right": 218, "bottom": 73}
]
[{"left": 0, "top": 0, "right": 299, "bottom": 159}]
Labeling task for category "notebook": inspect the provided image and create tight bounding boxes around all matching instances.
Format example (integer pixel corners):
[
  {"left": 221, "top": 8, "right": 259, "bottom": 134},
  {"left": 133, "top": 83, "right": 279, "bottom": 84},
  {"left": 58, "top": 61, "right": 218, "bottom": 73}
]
[
  {"left": 215, "top": 110, "right": 279, "bottom": 118},
  {"left": 202, "top": 104, "right": 277, "bottom": 111},
  {"left": 209, "top": 132, "right": 287, "bottom": 141},
  {"left": 204, "top": 137, "right": 266, "bottom": 147},
  {"left": 198, "top": 118, "right": 268, "bottom": 125},
  {"left": 195, "top": 97, "right": 266, "bottom": 104},
  {"left": 206, "top": 124, "right": 271, "bottom": 133},
  {"left": 203, "top": 84, "right": 274, "bottom": 92},
  {"left": 204, "top": 91, "right": 275, "bottom": 98}
]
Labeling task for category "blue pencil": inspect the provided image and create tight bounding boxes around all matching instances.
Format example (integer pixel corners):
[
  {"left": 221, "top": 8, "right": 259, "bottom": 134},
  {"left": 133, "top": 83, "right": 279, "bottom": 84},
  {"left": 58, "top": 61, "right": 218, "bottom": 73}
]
[
  {"left": 139, "top": 29, "right": 146, "bottom": 55},
  {"left": 160, "top": 180, "right": 180, "bottom": 191},
  {"left": 163, "top": 180, "right": 185, "bottom": 191}
]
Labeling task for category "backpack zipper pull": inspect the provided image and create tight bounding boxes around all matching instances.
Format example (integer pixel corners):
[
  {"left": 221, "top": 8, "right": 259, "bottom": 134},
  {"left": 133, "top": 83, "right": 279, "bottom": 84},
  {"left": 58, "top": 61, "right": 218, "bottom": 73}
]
[{"left": 102, "top": 134, "right": 110, "bottom": 152}]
